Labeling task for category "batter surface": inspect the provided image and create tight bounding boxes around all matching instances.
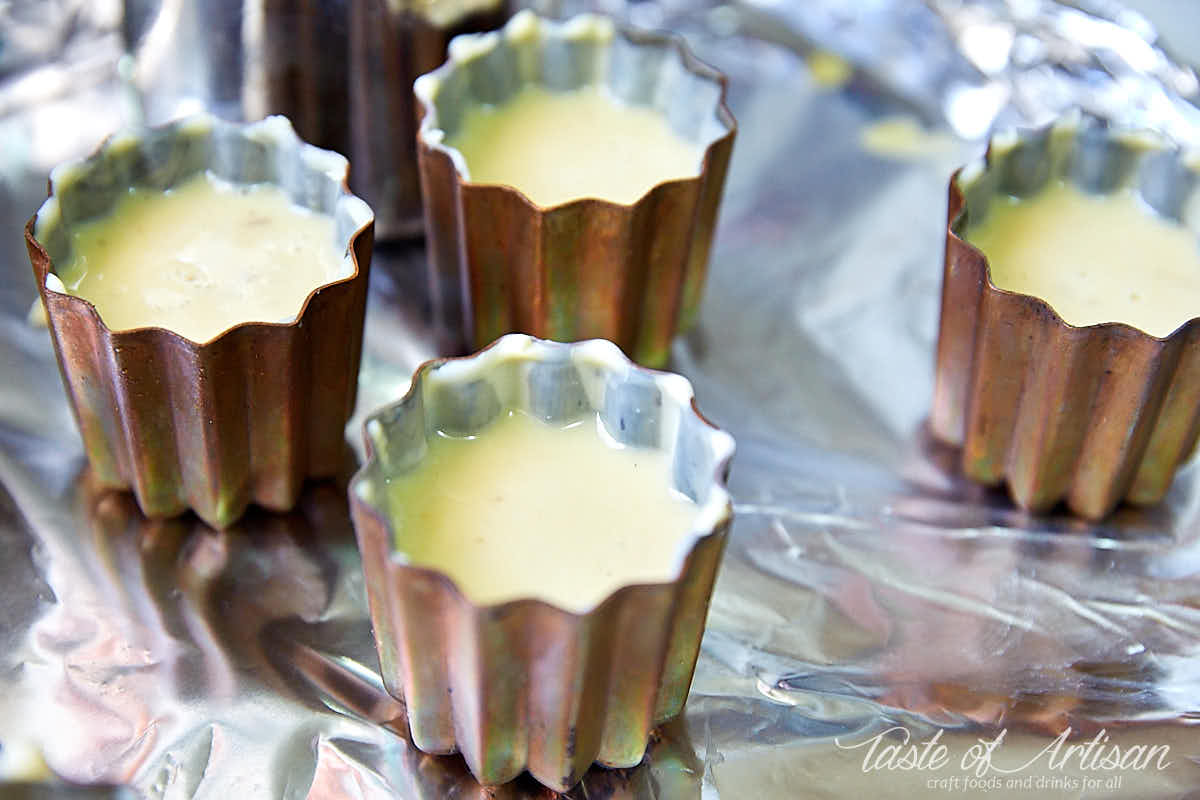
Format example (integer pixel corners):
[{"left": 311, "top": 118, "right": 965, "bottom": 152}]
[
  {"left": 447, "top": 84, "right": 702, "bottom": 207},
  {"left": 966, "top": 179, "right": 1200, "bottom": 337},
  {"left": 61, "top": 172, "right": 343, "bottom": 342},
  {"left": 386, "top": 409, "right": 699, "bottom": 611}
]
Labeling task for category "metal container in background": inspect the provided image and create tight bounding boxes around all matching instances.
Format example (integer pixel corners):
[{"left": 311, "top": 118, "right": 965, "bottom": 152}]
[
  {"left": 932, "top": 114, "right": 1200, "bottom": 520},
  {"left": 124, "top": 0, "right": 510, "bottom": 239},
  {"left": 7, "top": 1, "right": 1200, "bottom": 796},
  {"left": 347, "top": 1, "right": 511, "bottom": 238},
  {"left": 245, "top": 0, "right": 353, "bottom": 161},
  {"left": 415, "top": 11, "right": 736, "bottom": 366}
]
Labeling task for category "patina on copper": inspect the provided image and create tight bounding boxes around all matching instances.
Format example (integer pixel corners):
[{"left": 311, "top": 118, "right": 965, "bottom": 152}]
[
  {"left": 348, "top": 335, "right": 735, "bottom": 790},
  {"left": 27, "top": 114, "right": 375, "bottom": 530},
  {"left": 415, "top": 11, "right": 736, "bottom": 367},
  {"left": 931, "top": 117, "right": 1200, "bottom": 520}
]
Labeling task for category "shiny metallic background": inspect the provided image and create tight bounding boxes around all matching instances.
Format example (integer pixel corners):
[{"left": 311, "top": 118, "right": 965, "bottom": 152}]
[{"left": 1, "top": 1, "right": 1199, "bottom": 797}]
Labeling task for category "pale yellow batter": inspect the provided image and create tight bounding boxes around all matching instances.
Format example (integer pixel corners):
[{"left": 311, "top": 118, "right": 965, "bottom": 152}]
[
  {"left": 446, "top": 84, "right": 702, "bottom": 207},
  {"left": 393, "top": 0, "right": 500, "bottom": 27},
  {"left": 60, "top": 172, "right": 343, "bottom": 342},
  {"left": 386, "top": 409, "right": 699, "bottom": 611},
  {"left": 966, "top": 180, "right": 1200, "bottom": 337}
]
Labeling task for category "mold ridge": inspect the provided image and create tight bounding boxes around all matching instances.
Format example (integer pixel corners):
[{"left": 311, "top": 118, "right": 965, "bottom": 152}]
[
  {"left": 27, "top": 114, "right": 374, "bottom": 528},
  {"left": 349, "top": 334, "right": 733, "bottom": 789},
  {"left": 415, "top": 11, "right": 737, "bottom": 366},
  {"left": 932, "top": 117, "right": 1200, "bottom": 518}
]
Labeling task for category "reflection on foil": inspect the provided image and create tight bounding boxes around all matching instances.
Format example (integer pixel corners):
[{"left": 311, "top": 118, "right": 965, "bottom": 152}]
[
  {"left": 274, "top": 626, "right": 705, "bottom": 799},
  {"left": 725, "top": 0, "right": 1200, "bottom": 142},
  {"left": 10, "top": 470, "right": 702, "bottom": 798},
  {"left": 3, "top": 1, "right": 1200, "bottom": 798}
]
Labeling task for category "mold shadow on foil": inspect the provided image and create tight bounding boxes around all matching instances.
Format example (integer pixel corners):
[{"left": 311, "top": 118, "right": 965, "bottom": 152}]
[
  {"left": 74, "top": 456, "right": 361, "bottom": 700},
  {"left": 74, "top": 452, "right": 706, "bottom": 797},
  {"left": 893, "top": 420, "right": 1197, "bottom": 546},
  {"left": 365, "top": 240, "right": 437, "bottom": 345},
  {"left": 261, "top": 618, "right": 705, "bottom": 799},
  {"left": 13, "top": 462, "right": 365, "bottom": 786}
]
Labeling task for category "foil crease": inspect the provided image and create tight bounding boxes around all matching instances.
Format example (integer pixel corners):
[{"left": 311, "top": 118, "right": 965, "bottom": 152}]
[
  {"left": 4, "top": 1, "right": 1200, "bottom": 798},
  {"left": 415, "top": 11, "right": 736, "bottom": 366},
  {"left": 26, "top": 114, "right": 374, "bottom": 528},
  {"left": 349, "top": 335, "right": 734, "bottom": 789},
  {"left": 932, "top": 117, "right": 1200, "bottom": 518},
  {"left": 728, "top": 0, "right": 1200, "bottom": 144}
]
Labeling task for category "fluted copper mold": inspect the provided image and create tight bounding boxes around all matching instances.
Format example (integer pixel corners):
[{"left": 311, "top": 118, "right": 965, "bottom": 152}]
[
  {"left": 349, "top": 334, "right": 734, "bottom": 790},
  {"left": 27, "top": 114, "right": 375, "bottom": 529},
  {"left": 931, "top": 116, "right": 1200, "bottom": 520},
  {"left": 243, "top": 0, "right": 510, "bottom": 240},
  {"left": 415, "top": 11, "right": 737, "bottom": 366}
]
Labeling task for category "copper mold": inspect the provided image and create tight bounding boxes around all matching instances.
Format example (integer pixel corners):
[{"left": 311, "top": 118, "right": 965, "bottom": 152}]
[
  {"left": 415, "top": 11, "right": 737, "bottom": 366},
  {"left": 931, "top": 115, "right": 1200, "bottom": 519},
  {"left": 27, "top": 114, "right": 375, "bottom": 529},
  {"left": 242, "top": 0, "right": 511, "bottom": 240},
  {"left": 345, "top": 0, "right": 510, "bottom": 239},
  {"left": 348, "top": 334, "right": 735, "bottom": 789}
]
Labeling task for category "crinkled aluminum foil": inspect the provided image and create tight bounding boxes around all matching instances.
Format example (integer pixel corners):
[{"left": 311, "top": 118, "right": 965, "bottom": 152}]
[{"left": 1, "top": 1, "right": 1199, "bottom": 797}]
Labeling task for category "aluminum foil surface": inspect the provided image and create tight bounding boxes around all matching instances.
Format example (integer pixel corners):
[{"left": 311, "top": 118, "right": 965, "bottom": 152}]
[{"left": 1, "top": 1, "right": 1199, "bottom": 798}]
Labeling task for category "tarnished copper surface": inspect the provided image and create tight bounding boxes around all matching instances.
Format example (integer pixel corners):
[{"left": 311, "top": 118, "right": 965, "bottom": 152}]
[
  {"left": 931, "top": 119, "right": 1200, "bottom": 520},
  {"left": 349, "top": 335, "right": 735, "bottom": 790},
  {"left": 245, "top": 0, "right": 510, "bottom": 240},
  {"left": 249, "top": 0, "right": 353, "bottom": 160},
  {"left": 415, "top": 12, "right": 736, "bottom": 367},
  {"left": 348, "top": 1, "right": 510, "bottom": 239},
  {"left": 26, "top": 114, "right": 375, "bottom": 529},
  {"left": 10, "top": 2, "right": 1200, "bottom": 797}
]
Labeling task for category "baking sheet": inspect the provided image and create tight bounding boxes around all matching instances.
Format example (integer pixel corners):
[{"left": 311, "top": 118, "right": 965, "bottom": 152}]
[{"left": 1, "top": 1, "right": 1199, "bottom": 797}]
